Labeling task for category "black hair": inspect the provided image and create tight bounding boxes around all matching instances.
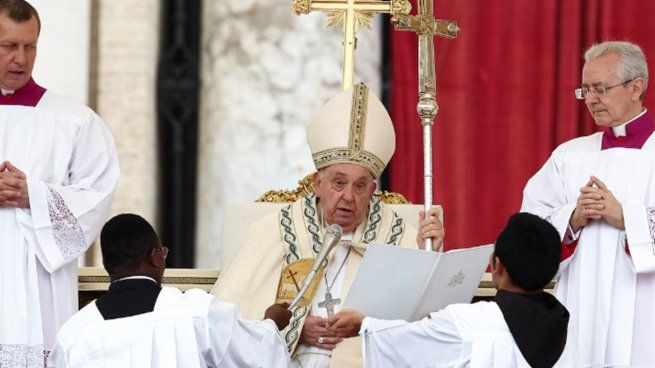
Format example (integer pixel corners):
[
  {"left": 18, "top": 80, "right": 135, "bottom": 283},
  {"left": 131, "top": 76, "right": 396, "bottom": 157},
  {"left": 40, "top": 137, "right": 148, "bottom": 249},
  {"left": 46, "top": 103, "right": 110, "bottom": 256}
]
[
  {"left": 100, "top": 214, "right": 160, "bottom": 274},
  {"left": 0, "top": 0, "right": 41, "bottom": 34},
  {"left": 494, "top": 212, "right": 561, "bottom": 292}
]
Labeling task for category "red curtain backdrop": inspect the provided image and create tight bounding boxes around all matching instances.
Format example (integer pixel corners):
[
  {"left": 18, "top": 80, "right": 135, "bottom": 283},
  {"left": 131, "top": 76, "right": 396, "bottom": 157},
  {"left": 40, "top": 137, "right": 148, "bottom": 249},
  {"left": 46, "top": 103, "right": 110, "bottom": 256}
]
[{"left": 388, "top": 0, "right": 655, "bottom": 250}]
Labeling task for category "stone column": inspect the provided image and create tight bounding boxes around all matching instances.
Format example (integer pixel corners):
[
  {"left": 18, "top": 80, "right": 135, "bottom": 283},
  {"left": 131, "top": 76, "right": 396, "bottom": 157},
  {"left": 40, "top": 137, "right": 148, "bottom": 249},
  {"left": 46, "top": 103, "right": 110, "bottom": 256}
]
[
  {"left": 88, "top": 0, "right": 161, "bottom": 265},
  {"left": 30, "top": 0, "right": 91, "bottom": 105},
  {"left": 197, "top": 0, "right": 382, "bottom": 268}
]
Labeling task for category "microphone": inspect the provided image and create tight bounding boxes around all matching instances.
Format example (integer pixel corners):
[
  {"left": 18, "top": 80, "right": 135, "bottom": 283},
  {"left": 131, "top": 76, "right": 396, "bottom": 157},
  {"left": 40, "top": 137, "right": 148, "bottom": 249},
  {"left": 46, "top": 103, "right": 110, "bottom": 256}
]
[{"left": 288, "top": 223, "right": 343, "bottom": 310}]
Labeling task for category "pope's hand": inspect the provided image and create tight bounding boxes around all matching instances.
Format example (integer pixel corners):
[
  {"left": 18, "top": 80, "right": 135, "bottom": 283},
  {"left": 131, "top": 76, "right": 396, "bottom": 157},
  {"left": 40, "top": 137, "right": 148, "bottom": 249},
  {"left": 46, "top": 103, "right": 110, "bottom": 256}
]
[
  {"left": 300, "top": 315, "right": 342, "bottom": 350},
  {"left": 0, "top": 161, "right": 30, "bottom": 208},
  {"left": 327, "top": 309, "right": 364, "bottom": 339},
  {"left": 264, "top": 302, "right": 292, "bottom": 330},
  {"left": 417, "top": 208, "right": 445, "bottom": 251}
]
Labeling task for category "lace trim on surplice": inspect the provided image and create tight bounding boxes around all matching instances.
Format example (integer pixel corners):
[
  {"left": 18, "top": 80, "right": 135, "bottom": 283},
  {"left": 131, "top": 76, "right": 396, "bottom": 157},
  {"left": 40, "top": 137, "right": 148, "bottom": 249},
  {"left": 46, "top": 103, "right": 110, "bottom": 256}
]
[
  {"left": 47, "top": 186, "right": 86, "bottom": 261},
  {"left": 0, "top": 344, "right": 47, "bottom": 368},
  {"left": 648, "top": 207, "right": 655, "bottom": 242}
]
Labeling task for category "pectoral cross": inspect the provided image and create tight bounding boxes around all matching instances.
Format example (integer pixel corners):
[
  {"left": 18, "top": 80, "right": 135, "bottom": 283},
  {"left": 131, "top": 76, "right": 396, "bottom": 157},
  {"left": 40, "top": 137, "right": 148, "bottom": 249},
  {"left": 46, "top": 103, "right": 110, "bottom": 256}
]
[
  {"left": 291, "top": 0, "right": 412, "bottom": 89},
  {"left": 318, "top": 291, "right": 341, "bottom": 317}
]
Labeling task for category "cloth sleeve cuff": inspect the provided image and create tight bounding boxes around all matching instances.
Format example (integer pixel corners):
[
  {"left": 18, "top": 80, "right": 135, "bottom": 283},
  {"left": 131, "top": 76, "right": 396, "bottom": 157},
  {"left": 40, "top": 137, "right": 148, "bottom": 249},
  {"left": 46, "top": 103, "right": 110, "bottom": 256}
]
[
  {"left": 624, "top": 203, "right": 655, "bottom": 273},
  {"left": 262, "top": 319, "right": 286, "bottom": 342},
  {"left": 26, "top": 177, "right": 50, "bottom": 228},
  {"left": 549, "top": 203, "right": 577, "bottom": 241},
  {"left": 624, "top": 203, "right": 652, "bottom": 246},
  {"left": 565, "top": 223, "right": 581, "bottom": 244},
  {"left": 359, "top": 316, "right": 373, "bottom": 335}
]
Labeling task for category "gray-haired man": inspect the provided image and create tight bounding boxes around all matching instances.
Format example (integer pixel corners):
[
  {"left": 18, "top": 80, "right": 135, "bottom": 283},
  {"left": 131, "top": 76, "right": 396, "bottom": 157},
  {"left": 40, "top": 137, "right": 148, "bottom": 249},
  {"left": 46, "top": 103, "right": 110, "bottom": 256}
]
[{"left": 522, "top": 41, "right": 655, "bottom": 367}]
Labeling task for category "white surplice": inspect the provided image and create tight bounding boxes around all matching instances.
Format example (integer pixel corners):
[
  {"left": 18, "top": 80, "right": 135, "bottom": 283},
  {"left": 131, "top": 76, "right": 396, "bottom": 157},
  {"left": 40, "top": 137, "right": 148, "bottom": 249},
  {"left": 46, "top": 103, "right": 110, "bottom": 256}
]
[
  {"left": 0, "top": 91, "right": 119, "bottom": 366},
  {"left": 48, "top": 287, "right": 290, "bottom": 368},
  {"left": 360, "top": 301, "right": 553, "bottom": 368},
  {"left": 521, "top": 131, "right": 655, "bottom": 367}
]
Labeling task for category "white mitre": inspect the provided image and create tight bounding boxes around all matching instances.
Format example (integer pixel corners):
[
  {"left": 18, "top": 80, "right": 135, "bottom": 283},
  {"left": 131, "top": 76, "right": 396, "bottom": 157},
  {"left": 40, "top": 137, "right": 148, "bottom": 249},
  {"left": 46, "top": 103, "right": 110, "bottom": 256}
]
[{"left": 307, "top": 83, "right": 396, "bottom": 178}]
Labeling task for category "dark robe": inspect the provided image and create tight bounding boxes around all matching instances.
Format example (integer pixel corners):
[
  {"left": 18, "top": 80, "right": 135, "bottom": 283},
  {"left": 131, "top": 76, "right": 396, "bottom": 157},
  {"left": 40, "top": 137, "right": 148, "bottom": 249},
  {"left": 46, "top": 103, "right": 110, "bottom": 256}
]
[
  {"left": 95, "top": 278, "right": 162, "bottom": 320},
  {"left": 495, "top": 290, "right": 570, "bottom": 368}
]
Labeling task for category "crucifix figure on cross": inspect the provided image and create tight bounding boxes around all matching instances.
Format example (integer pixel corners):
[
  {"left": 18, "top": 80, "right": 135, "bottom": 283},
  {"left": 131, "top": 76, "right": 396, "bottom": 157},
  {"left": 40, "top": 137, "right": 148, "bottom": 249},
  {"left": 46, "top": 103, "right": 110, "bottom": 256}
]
[
  {"left": 318, "top": 291, "right": 341, "bottom": 317},
  {"left": 291, "top": 0, "right": 412, "bottom": 89}
]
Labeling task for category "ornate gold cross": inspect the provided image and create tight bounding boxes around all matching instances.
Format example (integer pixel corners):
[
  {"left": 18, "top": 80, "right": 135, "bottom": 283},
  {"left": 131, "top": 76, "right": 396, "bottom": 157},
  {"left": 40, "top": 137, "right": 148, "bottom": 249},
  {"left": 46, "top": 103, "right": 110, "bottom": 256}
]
[
  {"left": 391, "top": 1, "right": 460, "bottom": 97},
  {"left": 390, "top": 0, "right": 460, "bottom": 252},
  {"left": 291, "top": 0, "right": 412, "bottom": 89}
]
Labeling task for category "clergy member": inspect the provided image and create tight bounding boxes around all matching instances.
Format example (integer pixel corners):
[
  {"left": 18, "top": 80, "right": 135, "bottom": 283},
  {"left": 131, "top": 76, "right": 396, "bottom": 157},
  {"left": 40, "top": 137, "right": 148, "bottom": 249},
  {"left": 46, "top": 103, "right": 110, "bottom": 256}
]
[
  {"left": 521, "top": 41, "right": 655, "bottom": 366},
  {"left": 49, "top": 214, "right": 292, "bottom": 368},
  {"left": 0, "top": 1, "right": 119, "bottom": 365},
  {"left": 212, "top": 83, "right": 445, "bottom": 367},
  {"left": 328, "top": 213, "right": 570, "bottom": 368}
]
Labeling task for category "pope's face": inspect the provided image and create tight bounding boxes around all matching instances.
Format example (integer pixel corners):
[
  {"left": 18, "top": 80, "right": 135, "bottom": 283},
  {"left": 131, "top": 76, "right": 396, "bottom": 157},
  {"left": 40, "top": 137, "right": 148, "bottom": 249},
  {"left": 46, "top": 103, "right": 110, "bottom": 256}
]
[
  {"left": 314, "top": 163, "right": 377, "bottom": 233},
  {"left": 581, "top": 53, "right": 643, "bottom": 128},
  {"left": 0, "top": 12, "right": 38, "bottom": 91}
]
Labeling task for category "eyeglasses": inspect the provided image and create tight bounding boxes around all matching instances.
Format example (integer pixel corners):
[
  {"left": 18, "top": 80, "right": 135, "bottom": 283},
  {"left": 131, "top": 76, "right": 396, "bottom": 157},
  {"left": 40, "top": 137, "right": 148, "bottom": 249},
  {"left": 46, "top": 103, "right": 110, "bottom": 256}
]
[
  {"left": 575, "top": 78, "right": 635, "bottom": 100},
  {"left": 155, "top": 246, "right": 169, "bottom": 259}
]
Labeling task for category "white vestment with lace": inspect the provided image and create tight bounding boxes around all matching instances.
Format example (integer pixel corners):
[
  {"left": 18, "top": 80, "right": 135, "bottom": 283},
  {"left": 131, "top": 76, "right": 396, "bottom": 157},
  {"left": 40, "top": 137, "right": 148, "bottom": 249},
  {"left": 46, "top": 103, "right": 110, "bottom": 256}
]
[{"left": 0, "top": 92, "right": 119, "bottom": 367}]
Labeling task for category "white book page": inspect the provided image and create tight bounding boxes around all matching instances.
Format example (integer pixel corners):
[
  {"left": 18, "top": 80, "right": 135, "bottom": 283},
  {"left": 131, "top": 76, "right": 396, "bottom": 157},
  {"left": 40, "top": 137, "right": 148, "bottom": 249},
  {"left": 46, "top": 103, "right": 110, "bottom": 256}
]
[
  {"left": 342, "top": 244, "right": 440, "bottom": 321},
  {"left": 412, "top": 244, "right": 494, "bottom": 321}
]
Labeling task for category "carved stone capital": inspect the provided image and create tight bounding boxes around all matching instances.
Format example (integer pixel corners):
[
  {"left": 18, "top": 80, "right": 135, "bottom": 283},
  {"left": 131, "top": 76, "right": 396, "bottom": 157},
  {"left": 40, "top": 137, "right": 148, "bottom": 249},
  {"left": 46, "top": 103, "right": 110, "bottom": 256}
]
[{"left": 291, "top": 0, "right": 311, "bottom": 15}]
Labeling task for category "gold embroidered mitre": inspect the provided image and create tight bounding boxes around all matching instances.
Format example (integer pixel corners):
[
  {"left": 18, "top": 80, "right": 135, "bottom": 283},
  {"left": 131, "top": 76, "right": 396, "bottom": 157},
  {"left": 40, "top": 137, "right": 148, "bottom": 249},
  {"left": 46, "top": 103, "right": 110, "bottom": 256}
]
[{"left": 307, "top": 83, "right": 396, "bottom": 178}]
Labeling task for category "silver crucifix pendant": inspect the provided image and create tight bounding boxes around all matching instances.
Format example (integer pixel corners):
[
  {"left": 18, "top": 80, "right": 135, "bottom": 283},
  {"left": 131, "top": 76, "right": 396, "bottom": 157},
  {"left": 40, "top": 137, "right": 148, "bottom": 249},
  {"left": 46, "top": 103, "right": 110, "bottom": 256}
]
[{"left": 318, "top": 291, "right": 341, "bottom": 317}]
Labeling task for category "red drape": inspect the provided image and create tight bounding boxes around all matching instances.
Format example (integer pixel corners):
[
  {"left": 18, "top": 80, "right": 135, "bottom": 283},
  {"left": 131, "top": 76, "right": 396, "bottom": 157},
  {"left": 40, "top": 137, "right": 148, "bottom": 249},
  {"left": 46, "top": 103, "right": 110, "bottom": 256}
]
[{"left": 388, "top": 0, "right": 655, "bottom": 250}]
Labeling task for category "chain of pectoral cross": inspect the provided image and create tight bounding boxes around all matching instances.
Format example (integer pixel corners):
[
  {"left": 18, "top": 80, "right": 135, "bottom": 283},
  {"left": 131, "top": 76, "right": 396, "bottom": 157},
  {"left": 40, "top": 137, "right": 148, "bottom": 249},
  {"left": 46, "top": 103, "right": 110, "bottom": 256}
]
[{"left": 318, "top": 245, "right": 352, "bottom": 317}]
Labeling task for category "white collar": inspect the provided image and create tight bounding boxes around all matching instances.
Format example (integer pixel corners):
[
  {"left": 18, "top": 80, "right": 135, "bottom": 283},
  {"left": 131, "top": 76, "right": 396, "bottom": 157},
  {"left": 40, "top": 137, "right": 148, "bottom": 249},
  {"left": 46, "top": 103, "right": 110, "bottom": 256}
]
[
  {"left": 1, "top": 88, "right": 14, "bottom": 96},
  {"left": 611, "top": 109, "right": 647, "bottom": 137},
  {"left": 112, "top": 275, "right": 157, "bottom": 284}
]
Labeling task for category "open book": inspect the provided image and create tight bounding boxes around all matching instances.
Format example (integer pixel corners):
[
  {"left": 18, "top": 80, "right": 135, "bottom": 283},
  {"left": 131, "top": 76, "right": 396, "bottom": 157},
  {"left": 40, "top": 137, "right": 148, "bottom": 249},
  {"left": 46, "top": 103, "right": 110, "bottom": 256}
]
[{"left": 343, "top": 243, "right": 494, "bottom": 321}]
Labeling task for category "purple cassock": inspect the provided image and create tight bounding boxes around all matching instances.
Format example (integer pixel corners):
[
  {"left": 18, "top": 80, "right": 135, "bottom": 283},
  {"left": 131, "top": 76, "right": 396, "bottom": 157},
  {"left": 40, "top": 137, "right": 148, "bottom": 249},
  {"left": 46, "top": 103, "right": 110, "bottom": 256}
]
[
  {"left": 602, "top": 110, "right": 655, "bottom": 150},
  {"left": 0, "top": 78, "right": 46, "bottom": 107}
]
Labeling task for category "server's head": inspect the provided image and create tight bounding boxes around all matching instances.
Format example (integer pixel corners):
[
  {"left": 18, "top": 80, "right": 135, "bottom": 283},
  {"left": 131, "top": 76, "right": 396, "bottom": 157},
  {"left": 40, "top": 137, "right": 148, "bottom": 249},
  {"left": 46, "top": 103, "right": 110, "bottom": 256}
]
[
  {"left": 101, "top": 214, "right": 166, "bottom": 284},
  {"left": 491, "top": 213, "right": 561, "bottom": 293},
  {"left": 0, "top": 0, "right": 40, "bottom": 90}
]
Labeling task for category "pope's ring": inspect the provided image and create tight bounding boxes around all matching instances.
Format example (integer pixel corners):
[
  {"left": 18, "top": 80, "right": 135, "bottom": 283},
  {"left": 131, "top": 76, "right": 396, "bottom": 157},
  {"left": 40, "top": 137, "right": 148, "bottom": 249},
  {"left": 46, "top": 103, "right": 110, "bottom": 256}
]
[{"left": 317, "top": 336, "right": 325, "bottom": 344}]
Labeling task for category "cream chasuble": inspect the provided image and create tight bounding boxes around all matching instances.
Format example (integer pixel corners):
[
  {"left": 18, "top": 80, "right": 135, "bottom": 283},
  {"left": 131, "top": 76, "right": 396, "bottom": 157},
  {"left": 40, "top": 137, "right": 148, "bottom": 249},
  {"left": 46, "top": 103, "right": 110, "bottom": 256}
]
[
  {"left": 522, "top": 132, "right": 655, "bottom": 367},
  {"left": 0, "top": 91, "right": 119, "bottom": 366},
  {"left": 48, "top": 287, "right": 289, "bottom": 367},
  {"left": 212, "top": 192, "right": 418, "bottom": 367}
]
